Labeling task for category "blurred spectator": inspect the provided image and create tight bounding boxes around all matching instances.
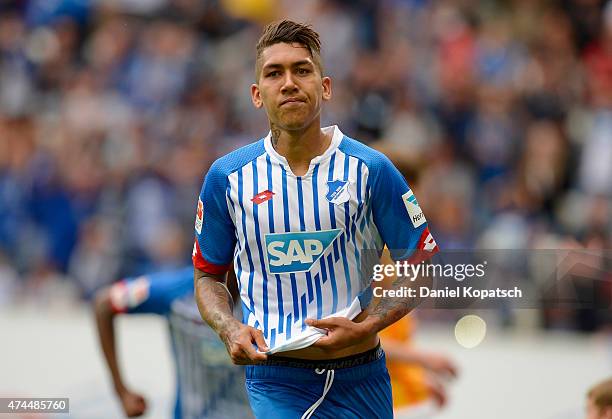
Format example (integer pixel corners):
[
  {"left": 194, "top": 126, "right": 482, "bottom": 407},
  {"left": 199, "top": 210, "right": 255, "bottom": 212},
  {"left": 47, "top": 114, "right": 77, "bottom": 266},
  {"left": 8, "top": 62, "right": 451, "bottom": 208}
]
[{"left": 0, "top": 0, "right": 609, "bottom": 321}]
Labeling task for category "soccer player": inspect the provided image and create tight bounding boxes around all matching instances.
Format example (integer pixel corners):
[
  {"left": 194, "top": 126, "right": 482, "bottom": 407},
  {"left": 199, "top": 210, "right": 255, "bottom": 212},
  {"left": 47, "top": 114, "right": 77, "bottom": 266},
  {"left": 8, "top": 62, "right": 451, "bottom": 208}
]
[
  {"left": 95, "top": 266, "right": 243, "bottom": 418},
  {"left": 94, "top": 266, "right": 194, "bottom": 418},
  {"left": 587, "top": 378, "right": 612, "bottom": 419},
  {"left": 193, "top": 20, "right": 439, "bottom": 419}
]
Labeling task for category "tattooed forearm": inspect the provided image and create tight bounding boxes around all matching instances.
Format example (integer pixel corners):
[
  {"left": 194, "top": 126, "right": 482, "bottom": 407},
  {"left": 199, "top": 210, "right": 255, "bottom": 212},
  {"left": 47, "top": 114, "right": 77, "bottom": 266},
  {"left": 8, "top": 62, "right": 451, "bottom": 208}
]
[
  {"left": 370, "top": 277, "right": 418, "bottom": 323},
  {"left": 271, "top": 123, "right": 281, "bottom": 149},
  {"left": 366, "top": 266, "right": 433, "bottom": 332},
  {"left": 194, "top": 269, "right": 237, "bottom": 335}
]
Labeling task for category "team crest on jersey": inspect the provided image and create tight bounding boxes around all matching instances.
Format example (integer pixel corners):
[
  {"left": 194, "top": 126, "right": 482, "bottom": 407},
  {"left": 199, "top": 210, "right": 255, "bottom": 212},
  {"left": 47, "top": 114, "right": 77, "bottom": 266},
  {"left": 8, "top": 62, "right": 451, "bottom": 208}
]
[
  {"left": 402, "top": 189, "right": 426, "bottom": 228},
  {"left": 195, "top": 198, "right": 203, "bottom": 234},
  {"left": 264, "top": 229, "right": 341, "bottom": 274},
  {"left": 325, "top": 180, "right": 350, "bottom": 205}
]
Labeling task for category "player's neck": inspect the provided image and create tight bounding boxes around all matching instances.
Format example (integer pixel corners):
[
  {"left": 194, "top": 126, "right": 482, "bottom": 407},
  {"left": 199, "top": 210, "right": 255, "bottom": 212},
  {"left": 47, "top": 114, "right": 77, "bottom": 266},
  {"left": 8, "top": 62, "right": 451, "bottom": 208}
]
[{"left": 271, "top": 120, "right": 332, "bottom": 177}]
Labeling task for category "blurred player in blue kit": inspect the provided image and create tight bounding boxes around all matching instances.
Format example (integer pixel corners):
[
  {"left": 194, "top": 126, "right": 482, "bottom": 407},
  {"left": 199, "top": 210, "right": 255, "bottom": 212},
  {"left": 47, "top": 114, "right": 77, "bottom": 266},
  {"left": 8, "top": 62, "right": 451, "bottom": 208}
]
[
  {"left": 94, "top": 266, "right": 193, "bottom": 417},
  {"left": 95, "top": 266, "right": 230, "bottom": 418},
  {"left": 193, "top": 20, "right": 439, "bottom": 419}
]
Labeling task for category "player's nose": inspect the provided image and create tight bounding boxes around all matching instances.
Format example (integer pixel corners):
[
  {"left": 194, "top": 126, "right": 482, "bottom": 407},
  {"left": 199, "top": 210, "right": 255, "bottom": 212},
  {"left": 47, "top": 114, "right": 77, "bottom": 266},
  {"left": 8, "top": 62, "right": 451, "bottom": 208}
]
[{"left": 280, "top": 73, "right": 298, "bottom": 93}]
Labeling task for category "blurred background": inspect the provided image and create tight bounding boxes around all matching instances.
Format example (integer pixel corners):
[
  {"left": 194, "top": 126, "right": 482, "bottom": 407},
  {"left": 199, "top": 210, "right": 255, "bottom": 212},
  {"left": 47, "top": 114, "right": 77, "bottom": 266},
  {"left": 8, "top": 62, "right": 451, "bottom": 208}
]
[{"left": 0, "top": 0, "right": 610, "bottom": 418}]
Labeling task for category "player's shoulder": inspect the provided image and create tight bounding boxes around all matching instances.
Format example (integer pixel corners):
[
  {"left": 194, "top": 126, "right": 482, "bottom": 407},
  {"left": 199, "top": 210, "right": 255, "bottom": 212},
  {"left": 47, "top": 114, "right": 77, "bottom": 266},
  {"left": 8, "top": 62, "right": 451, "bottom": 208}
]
[
  {"left": 209, "top": 139, "right": 266, "bottom": 177},
  {"left": 338, "top": 135, "right": 394, "bottom": 175}
]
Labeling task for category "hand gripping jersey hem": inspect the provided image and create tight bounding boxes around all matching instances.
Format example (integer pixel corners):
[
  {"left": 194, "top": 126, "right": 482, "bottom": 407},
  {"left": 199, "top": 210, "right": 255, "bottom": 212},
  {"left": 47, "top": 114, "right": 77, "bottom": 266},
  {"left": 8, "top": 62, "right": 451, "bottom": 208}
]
[{"left": 263, "top": 295, "right": 363, "bottom": 355}]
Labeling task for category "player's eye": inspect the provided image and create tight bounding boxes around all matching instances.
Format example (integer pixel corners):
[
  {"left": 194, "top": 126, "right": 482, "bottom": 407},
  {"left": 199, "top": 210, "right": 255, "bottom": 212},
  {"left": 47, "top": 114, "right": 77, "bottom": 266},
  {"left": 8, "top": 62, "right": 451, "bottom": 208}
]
[
  {"left": 297, "top": 68, "right": 311, "bottom": 75},
  {"left": 266, "top": 70, "right": 281, "bottom": 78}
]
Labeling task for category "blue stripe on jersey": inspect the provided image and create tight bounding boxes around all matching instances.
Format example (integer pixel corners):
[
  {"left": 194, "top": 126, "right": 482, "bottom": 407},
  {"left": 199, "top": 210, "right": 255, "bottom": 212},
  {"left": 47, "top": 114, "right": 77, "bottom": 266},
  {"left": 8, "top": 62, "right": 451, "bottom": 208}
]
[
  {"left": 312, "top": 163, "right": 331, "bottom": 310},
  {"left": 334, "top": 248, "right": 341, "bottom": 263},
  {"left": 340, "top": 153, "right": 352, "bottom": 308},
  {"left": 300, "top": 293, "right": 307, "bottom": 331},
  {"left": 296, "top": 177, "right": 314, "bottom": 304},
  {"left": 343, "top": 153, "right": 351, "bottom": 242},
  {"left": 266, "top": 155, "right": 284, "bottom": 334},
  {"left": 312, "top": 164, "right": 323, "bottom": 318},
  {"left": 326, "top": 153, "right": 339, "bottom": 313},
  {"left": 365, "top": 182, "right": 382, "bottom": 251},
  {"left": 350, "top": 160, "right": 364, "bottom": 297},
  {"left": 360, "top": 183, "right": 372, "bottom": 234},
  {"left": 270, "top": 328, "right": 276, "bottom": 348},
  {"left": 241, "top": 299, "right": 249, "bottom": 324},
  {"left": 321, "top": 251, "right": 329, "bottom": 285},
  {"left": 342, "top": 154, "right": 351, "bottom": 242},
  {"left": 327, "top": 153, "right": 340, "bottom": 261},
  {"left": 281, "top": 166, "right": 300, "bottom": 324},
  {"left": 312, "top": 164, "right": 321, "bottom": 228},
  {"left": 251, "top": 160, "right": 269, "bottom": 339},
  {"left": 326, "top": 252, "right": 338, "bottom": 313},
  {"left": 237, "top": 168, "right": 256, "bottom": 315},
  {"left": 228, "top": 183, "right": 250, "bottom": 324},
  {"left": 313, "top": 272, "right": 322, "bottom": 319},
  {"left": 285, "top": 313, "right": 292, "bottom": 341}
]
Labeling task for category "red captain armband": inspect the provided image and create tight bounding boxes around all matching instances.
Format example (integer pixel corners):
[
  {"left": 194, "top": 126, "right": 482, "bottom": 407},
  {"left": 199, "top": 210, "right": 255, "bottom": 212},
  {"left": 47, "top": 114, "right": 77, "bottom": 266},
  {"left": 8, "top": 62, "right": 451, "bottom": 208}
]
[
  {"left": 192, "top": 239, "right": 231, "bottom": 275},
  {"left": 406, "top": 227, "right": 440, "bottom": 264}
]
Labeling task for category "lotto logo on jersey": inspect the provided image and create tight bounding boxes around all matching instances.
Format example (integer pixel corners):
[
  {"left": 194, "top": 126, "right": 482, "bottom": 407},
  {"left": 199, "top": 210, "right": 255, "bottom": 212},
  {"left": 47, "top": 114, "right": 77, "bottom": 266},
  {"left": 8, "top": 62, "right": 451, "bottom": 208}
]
[
  {"left": 264, "top": 229, "right": 342, "bottom": 274},
  {"left": 402, "top": 189, "right": 426, "bottom": 228}
]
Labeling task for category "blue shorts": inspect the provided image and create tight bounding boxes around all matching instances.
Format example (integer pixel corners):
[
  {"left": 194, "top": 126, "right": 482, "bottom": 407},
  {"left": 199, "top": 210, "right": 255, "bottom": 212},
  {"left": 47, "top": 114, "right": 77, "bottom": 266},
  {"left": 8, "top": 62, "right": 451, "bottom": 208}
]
[{"left": 245, "top": 347, "right": 393, "bottom": 419}]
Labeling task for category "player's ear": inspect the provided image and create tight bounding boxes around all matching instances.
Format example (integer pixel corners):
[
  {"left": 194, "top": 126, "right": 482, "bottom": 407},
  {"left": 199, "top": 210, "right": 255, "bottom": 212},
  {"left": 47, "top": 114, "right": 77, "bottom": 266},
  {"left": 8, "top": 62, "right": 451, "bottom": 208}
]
[
  {"left": 251, "top": 84, "right": 263, "bottom": 108},
  {"left": 322, "top": 76, "right": 332, "bottom": 101}
]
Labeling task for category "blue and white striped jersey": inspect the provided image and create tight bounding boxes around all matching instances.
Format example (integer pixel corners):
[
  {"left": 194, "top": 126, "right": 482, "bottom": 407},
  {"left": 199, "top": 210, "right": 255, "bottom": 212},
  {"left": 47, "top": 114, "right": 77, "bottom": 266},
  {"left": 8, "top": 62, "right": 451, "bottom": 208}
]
[{"left": 193, "top": 126, "right": 438, "bottom": 353}]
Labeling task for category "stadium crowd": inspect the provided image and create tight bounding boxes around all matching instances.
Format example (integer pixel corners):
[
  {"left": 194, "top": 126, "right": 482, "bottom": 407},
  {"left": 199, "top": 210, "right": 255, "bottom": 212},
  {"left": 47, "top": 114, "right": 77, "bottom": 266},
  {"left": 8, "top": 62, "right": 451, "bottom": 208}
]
[{"left": 0, "top": 0, "right": 610, "bottom": 328}]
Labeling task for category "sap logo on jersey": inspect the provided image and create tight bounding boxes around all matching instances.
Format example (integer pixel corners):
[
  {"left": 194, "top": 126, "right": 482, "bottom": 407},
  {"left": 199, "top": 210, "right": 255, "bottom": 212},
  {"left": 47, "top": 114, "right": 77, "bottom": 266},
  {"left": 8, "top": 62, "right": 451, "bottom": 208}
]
[{"left": 265, "top": 229, "right": 341, "bottom": 274}]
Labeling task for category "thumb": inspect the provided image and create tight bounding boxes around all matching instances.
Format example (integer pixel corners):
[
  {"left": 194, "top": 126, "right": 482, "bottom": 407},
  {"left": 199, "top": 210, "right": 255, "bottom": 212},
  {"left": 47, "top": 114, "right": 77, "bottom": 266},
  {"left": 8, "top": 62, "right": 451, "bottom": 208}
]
[
  {"left": 250, "top": 328, "right": 270, "bottom": 352},
  {"left": 306, "top": 317, "right": 338, "bottom": 329}
]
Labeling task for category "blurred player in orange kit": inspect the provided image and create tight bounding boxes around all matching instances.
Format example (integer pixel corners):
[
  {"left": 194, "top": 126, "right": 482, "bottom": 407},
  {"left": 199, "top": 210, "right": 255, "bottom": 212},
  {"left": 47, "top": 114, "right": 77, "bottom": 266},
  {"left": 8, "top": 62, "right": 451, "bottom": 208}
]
[
  {"left": 381, "top": 316, "right": 458, "bottom": 415},
  {"left": 587, "top": 378, "right": 612, "bottom": 419},
  {"left": 372, "top": 147, "right": 457, "bottom": 416},
  {"left": 377, "top": 249, "right": 458, "bottom": 418}
]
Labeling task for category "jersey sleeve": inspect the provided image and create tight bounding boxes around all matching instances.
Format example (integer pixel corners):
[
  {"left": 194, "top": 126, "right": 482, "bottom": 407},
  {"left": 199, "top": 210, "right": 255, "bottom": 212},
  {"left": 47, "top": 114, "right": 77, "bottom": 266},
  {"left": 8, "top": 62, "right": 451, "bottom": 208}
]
[
  {"left": 109, "top": 275, "right": 166, "bottom": 315},
  {"left": 369, "top": 155, "right": 439, "bottom": 263},
  {"left": 109, "top": 267, "right": 194, "bottom": 315},
  {"left": 192, "top": 161, "right": 236, "bottom": 275}
]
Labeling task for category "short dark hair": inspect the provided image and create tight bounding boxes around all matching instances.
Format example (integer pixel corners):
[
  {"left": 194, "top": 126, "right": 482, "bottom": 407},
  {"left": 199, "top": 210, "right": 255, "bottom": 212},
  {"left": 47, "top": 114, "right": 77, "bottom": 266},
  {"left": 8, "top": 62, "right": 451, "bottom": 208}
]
[{"left": 255, "top": 20, "right": 323, "bottom": 80}]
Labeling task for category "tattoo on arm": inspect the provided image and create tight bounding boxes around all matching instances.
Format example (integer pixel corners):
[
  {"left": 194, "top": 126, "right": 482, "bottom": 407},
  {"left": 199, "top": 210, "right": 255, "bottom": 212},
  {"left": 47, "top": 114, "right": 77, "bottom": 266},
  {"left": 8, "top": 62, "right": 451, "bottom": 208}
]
[
  {"left": 370, "top": 277, "right": 418, "bottom": 325},
  {"left": 368, "top": 265, "right": 433, "bottom": 331},
  {"left": 271, "top": 123, "right": 281, "bottom": 149},
  {"left": 194, "top": 269, "right": 236, "bottom": 335}
]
